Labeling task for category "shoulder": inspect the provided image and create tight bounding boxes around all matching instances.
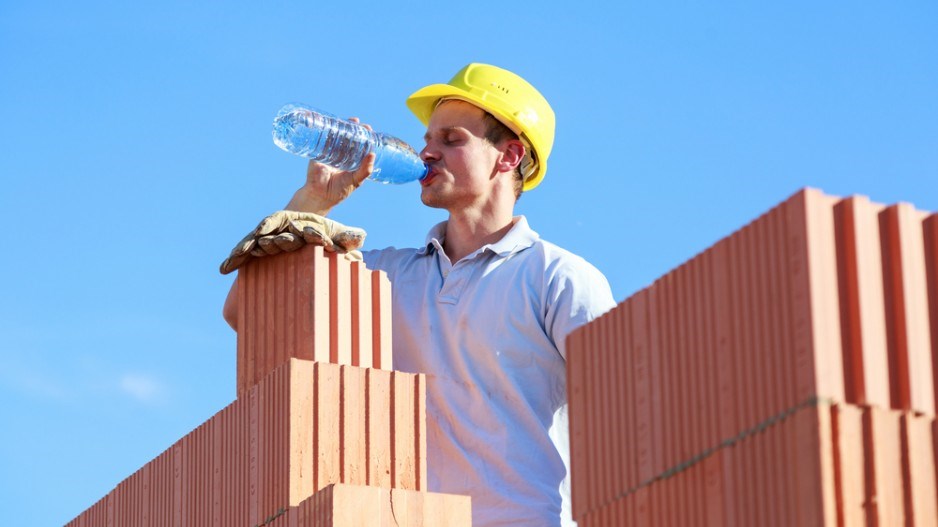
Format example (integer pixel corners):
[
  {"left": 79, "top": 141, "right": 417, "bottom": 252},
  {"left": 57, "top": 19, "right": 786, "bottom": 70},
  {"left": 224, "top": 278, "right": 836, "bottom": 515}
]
[
  {"left": 523, "top": 237, "right": 616, "bottom": 358},
  {"left": 513, "top": 236, "right": 616, "bottom": 319},
  {"left": 527, "top": 238, "right": 611, "bottom": 291},
  {"left": 361, "top": 246, "right": 424, "bottom": 280},
  {"left": 361, "top": 246, "right": 420, "bottom": 267}
]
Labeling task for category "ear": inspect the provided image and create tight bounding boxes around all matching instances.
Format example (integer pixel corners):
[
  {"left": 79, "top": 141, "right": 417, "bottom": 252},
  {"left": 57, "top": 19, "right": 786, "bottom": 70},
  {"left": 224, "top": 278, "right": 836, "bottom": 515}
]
[{"left": 495, "top": 140, "right": 525, "bottom": 174}]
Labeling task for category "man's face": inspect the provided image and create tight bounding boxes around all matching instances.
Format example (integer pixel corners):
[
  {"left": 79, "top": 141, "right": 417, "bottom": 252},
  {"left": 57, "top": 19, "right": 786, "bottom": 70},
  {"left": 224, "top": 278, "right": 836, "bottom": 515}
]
[{"left": 418, "top": 100, "right": 504, "bottom": 211}]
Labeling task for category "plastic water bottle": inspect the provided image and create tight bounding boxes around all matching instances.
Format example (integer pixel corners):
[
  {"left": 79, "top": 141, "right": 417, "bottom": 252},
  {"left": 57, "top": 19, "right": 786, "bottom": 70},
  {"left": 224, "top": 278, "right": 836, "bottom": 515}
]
[{"left": 272, "top": 104, "right": 428, "bottom": 184}]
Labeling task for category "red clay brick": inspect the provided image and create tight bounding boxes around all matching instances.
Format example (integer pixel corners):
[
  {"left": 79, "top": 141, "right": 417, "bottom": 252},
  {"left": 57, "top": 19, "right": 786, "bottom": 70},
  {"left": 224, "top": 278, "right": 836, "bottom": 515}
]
[
  {"left": 371, "top": 268, "right": 393, "bottom": 370},
  {"left": 903, "top": 413, "right": 938, "bottom": 527},
  {"left": 349, "top": 260, "right": 374, "bottom": 368},
  {"left": 864, "top": 405, "right": 906, "bottom": 525},
  {"left": 265, "top": 483, "right": 471, "bottom": 527},
  {"left": 832, "top": 404, "right": 867, "bottom": 527},
  {"left": 236, "top": 247, "right": 394, "bottom": 396},
  {"left": 925, "top": 214, "right": 938, "bottom": 415},
  {"left": 880, "top": 204, "right": 935, "bottom": 415},
  {"left": 835, "top": 197, "right": 891, "bottom": 408},
  {"left": 67, "top": 360, "right": 426, "bottom": 525},
  {"left": 566, "top": 325, "right": 588, "bottom": 518}
]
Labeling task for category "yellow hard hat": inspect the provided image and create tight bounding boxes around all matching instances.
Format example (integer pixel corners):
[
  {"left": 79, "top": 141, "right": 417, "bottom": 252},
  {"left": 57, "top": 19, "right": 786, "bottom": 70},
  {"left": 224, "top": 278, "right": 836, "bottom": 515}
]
[{"left": 406, "top": 63, "right": 556, "bottom": 192}]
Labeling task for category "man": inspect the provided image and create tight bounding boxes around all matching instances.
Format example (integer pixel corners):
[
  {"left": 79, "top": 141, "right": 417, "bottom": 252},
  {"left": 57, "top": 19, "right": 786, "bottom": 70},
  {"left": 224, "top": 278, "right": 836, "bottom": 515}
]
[{"left": 224, "top": 63, "right": 615, "bottom": 526}]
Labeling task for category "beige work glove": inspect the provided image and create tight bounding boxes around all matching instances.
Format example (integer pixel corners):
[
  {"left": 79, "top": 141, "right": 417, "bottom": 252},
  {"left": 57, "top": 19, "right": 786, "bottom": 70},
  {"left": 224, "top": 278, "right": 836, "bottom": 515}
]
[{"left": 220, "top": 211, "right": 366, "bottom": 275}]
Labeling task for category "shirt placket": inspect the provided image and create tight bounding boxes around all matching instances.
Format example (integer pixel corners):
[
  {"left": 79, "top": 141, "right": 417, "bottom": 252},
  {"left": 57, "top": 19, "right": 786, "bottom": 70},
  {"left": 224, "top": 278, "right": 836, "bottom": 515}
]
[{"left": 437, "top": 250, "right": 487, "bottom": 305}]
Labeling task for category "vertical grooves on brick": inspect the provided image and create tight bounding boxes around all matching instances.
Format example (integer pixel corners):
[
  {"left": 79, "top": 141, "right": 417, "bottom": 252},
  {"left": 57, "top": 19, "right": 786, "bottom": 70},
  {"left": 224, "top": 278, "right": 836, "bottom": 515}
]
[
  {"left": 313, "top": 247, "right": 330, "bottom": 363},
  {"left": 731, "top": 228, "right": 751, "bottom": 525},
  {"left": 364, "top": 368, "right": 372, "bottom": 487},
  {"left": 372, "top": 270, "right": 393, "bottom": 370},
  {"left": 415, "top": 372, "right": 426, "bottom": 491},
  {"left": 583, "top": 316, "right": 597, "bottom": 514},
  {"left": 312, "top": 363, "right": 320, "bottom": 494},
  {"left": 900, "top": 207, "right": 935, "bottom": 415},
  {"left": 925, "top": 215, "right": 938, "bottom": 415},
  {"left": 900, "top": 414, "right": 915, "bottom": 527},
  {"left": 341, "top": 365, "right": 364, "bottom": 487},
  {"left": 777, "top": 206, "right": 798, "bottom": 527},
  {"left": 249, "top": 382, "right": 259, "bottom": 525},
  {"left": 328, "top": 253, "right": 352, "bottom": 366},
  {"left": 756, "top": 217, "right": 773, "bottom": 527},
  {"left": 695, "top": 255, "right": 710, "bottom": 526},
  {"left": 768, "top": 212, "right": 784, "bottom": 527},
  {"left": 350, "top": 263, "right": 359, "bottom": 367},
  {"left": 369, "top": 368, "right": 391, "bottom": 488},
  {"left": 601, "top": 311, "right": 614, "bottom": 512},
  {"left": 863, "top": 408, "right": 881, "bottom": 525},
  {"left": 297, "top": 250, "right": 313, "bottom": 364},
  {"left": 671, "top": 272, "right": 682, "bottom": 526},
  {"left": 588, "top": 313, "right": 601, "bottom": 514},
  {"left": 611, "top": 306, "right": 624, "bottom": 526},
  {"left": 908, "top": 414, "right": 938, "bottom": 526},
  {"left": 690, "top": 258, "right": 705, "bottom": 526},
  {"left": 389, "top": 370, "right": 398, "bottom": 488},
  {"left": 633, "top": 290, "right": 651, "bottom": 524},
  {"left": 836, "top": 199, "right": 865, "bottom": 405},
  {"left": 338, "top": 365, "right": 346, "bottom": 484},
  {"left": 882, "top": 206, "right": 912, "bottom": 411},
  {"left": 787, "top": 191, "right": 815, "bottom": 407},
  {"left": 677, "top": 265, "right": 692, "bottom": 527},
  {"left": 259, "top": 258, "right": 268, "bottom": 391},
  {"left": 568, "top": 327, "right": 585, "bottom": 518}
]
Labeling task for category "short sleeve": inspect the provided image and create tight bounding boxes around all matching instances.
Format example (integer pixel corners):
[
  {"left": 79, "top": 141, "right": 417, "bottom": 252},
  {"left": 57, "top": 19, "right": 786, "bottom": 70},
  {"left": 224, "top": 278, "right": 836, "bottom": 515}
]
[{"left": 543, "top": 255, "right": 616, "bottom": 360}]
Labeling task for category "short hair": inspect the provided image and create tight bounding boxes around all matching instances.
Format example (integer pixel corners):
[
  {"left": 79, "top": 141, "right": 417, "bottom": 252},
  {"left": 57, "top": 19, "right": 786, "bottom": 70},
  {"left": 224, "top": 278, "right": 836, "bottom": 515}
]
[{"left": 480, "top": 112, "right": 524, "bottom": 200}]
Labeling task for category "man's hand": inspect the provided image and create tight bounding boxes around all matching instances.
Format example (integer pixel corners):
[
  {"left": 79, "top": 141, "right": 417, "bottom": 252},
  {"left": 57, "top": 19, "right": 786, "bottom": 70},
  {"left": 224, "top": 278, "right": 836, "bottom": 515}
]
[
  {"left": 285, "top": 118, "right": 376, "bottom": 215},
  {"left": 220, "top": 211, "right": 366, "bottom": 275}
]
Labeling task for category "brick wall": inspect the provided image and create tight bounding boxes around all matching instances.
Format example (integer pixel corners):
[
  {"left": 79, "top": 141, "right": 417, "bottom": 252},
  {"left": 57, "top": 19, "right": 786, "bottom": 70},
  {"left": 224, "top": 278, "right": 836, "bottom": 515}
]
[{"left": 568, "top": 188, "right": 938, "bottom": 526}]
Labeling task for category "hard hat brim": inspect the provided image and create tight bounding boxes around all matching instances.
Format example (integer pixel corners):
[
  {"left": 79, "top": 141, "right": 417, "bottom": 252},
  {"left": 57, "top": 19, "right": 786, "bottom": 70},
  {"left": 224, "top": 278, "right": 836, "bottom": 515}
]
[{"left": 406, "top": 84, "right": 547, "bottom": 191}]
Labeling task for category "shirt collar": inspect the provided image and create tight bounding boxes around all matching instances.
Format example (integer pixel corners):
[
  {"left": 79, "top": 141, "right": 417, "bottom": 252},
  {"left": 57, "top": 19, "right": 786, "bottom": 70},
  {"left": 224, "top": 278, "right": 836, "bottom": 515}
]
[
  {"left": 416, "top": 215, "right": 540, "bottom": 258},
  {"left": 417, "top": 220, "right": 448, "bottom": 256}
]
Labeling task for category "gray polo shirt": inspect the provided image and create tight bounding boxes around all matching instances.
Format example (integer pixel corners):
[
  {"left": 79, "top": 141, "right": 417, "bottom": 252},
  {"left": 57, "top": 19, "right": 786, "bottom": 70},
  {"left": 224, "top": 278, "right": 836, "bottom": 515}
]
[{"left": 363, "top": 216, "right": 615, "bottom": 526}]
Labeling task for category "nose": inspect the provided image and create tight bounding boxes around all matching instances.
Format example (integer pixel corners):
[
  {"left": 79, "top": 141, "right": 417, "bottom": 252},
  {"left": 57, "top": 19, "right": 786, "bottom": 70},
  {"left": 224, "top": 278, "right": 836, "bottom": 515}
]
[{"left": 420, "top": 143, "right": 439, "bottom": 163}]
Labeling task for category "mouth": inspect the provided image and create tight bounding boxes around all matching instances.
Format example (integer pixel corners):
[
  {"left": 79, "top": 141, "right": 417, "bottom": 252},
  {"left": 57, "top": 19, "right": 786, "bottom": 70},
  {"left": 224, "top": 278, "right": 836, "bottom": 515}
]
[{"left": 420, "top": 169, "right": 439, "bottom": 187}]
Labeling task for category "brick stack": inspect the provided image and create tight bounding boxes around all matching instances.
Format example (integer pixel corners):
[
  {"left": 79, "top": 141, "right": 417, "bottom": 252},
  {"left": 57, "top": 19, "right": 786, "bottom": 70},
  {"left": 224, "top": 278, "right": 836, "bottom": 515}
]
[
  {"left": 236, "top": 247, "right": 393, "bottom": 396},
  {"left": 567, "top": 189, "right": 938, "bottom": 526},
  {"left": 67, "top": 246, "right": 471, "bottom": 526}
]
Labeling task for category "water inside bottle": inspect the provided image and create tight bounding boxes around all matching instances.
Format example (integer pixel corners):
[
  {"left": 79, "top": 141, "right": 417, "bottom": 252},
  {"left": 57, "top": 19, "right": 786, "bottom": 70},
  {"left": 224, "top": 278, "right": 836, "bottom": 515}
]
[{"left": 273, "top": 104, "right": 428, "bottom": 183}]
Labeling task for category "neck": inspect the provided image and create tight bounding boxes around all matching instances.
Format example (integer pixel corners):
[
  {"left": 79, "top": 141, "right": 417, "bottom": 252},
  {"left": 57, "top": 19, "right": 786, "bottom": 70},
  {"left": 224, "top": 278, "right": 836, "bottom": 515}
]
[{"left": 443, "top": 207, "right": 517, "bottom": 263}]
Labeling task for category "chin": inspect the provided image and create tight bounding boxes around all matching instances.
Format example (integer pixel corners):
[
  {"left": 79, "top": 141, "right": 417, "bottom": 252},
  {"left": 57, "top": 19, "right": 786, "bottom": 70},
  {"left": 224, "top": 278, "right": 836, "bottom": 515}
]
[{"left": 420, "top": 192, "right": 446, "bottom": 209}]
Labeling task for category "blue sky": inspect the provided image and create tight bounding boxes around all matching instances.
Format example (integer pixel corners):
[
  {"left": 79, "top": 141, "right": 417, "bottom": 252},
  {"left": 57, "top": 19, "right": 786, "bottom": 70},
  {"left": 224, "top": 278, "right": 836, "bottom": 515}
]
[{"left": 1, "top": 1, "right": 936, "bottom": 523}]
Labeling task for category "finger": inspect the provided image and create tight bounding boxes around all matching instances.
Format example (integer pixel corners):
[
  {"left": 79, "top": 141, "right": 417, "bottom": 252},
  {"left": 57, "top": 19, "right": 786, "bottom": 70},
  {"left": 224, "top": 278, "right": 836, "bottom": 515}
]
[
  {"left": 256, "top": 211, "right": 291, "bottom": 236},
  {"left": 257, "top": 235, "right": 283, "bottom": 255},
  {"left": 229, "top": 235, "right": 257, "bottom": 258},
  {"left": 272, "top": 232, "right": 305, "bottom": 252},
  {"left": 348, "top": 117, "right": 372, "bottom": 131},
  {"left": 300, "top": 225, "right": 335, "bottom": 250},
  {"left": 333, "top": 229, "right": 366, "bottom": 251},
  {"left": 220, "top": 253, "right": 251, "bottom": 275},
  {"left": 349, "top": 153, "right": 375, "bottom": 188},
  {"left": 288, "top": 218, "right": 329, "bottom": 238}
]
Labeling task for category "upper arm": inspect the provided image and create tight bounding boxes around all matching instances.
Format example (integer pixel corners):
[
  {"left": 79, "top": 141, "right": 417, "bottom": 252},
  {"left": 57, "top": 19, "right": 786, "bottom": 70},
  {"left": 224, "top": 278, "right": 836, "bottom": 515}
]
[
  {"left": 223, "top": 277, "right": 239, "bottom": 331},
  {"left": 544, "top": 257, "right": 616, "bottom": 360}
]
